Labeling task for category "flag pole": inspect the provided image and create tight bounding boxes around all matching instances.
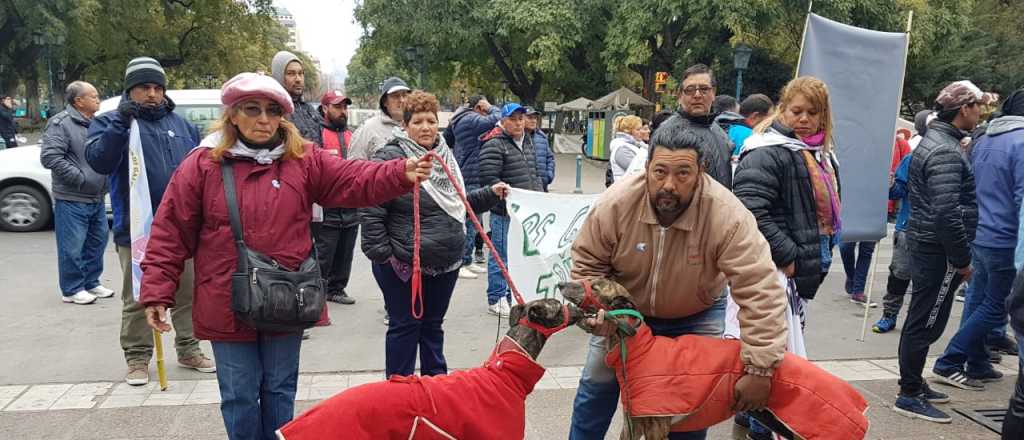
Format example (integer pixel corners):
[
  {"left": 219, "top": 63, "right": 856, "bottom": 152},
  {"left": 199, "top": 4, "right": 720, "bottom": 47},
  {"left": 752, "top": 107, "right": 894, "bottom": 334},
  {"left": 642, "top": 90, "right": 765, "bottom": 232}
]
[
  {"left": 154, "top": 329, "right": 168, "bottom": 391},
  {"left": 794, "top": 5, "right": 813, "bottom": 78}
]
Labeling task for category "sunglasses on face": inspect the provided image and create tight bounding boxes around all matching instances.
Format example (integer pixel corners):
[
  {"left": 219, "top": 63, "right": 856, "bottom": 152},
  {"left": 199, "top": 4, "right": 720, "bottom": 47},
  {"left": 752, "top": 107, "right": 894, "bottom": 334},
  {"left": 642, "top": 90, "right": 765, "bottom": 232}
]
[
  {"left": 239, "top": 104, "right": 284, "bottom": 118},
  {"left": 682, "top": 86, "right": 713, "bottom": 96}
]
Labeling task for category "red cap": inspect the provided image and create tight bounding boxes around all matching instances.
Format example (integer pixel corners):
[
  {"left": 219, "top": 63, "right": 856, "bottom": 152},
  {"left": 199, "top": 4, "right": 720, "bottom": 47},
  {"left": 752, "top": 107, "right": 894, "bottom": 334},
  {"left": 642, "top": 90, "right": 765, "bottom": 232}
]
[{"left": 320, "top": 90, "right": 352, "bottom": 107}]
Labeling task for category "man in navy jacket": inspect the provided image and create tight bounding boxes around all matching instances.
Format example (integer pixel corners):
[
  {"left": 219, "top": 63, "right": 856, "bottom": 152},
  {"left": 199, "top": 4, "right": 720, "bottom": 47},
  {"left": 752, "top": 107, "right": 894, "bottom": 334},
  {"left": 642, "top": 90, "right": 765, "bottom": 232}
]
[{"left": 85, "top": 57, "right": 214, "bottom": 386}]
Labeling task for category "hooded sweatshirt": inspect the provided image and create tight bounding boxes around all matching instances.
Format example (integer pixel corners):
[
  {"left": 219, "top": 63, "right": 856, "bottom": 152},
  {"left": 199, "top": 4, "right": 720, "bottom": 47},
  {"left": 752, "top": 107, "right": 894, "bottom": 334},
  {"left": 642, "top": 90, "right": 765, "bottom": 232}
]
[
  {"left": 271, "top": 51, "right": 323, "bottom": 146},
  {"left": 970, "top": 115, "right": 1024, "bottom": 248}
]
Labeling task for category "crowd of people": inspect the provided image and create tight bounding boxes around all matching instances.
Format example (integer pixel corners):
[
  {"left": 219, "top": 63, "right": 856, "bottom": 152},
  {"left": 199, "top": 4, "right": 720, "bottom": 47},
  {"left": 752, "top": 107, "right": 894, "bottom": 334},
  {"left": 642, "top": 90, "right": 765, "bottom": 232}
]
[{"left": 22, "top": 47, "right": 1024, "bottom": 439}]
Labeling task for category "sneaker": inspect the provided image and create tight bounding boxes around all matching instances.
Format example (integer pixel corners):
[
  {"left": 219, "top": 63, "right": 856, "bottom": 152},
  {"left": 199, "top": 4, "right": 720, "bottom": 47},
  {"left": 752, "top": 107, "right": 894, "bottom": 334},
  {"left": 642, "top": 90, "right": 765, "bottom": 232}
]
[
  {"left": 125, "top": 365, "right": 149, "bottom": 386},
  {"left": 62, "top": 290, "right": 97, "bottom": 305},
  {"left": 468, "top": 263, "right": 488, "bottom": 274},
  {"left": 989, "top": 350, "right": 1003, "bottom": 364},
  {"left": 988, "top": 336, "right": 1019, "bottom": 356},
  {"left": 893, "top": 395, "right": 952, "bottom": 423},
  {"left": 178, "top": 354, "right": 216, "bottom": 373},
  {"left": 932, "top": 368, "right": 984, "bottom": 391},
  {"left": 921, "top": 384, "right": 950, "bottom": 403},
  {"left": 327, "top": 291, "right": 356, "bottom": 305},
  {"left": 473, "top": 249, "right": 486, "bottom": 265},
  {"left": 488, "top": 301, "right": 511, "bottom": 317},
  {"left": 87, "top": 285, "right": 115, "bottom": 298},
  {"left": 872, "top": 316, "right": 897, "bottom": 333},
  {"left": 458, "top": 267, "right": 479, "bottom": 279},
  {"left": 967, "top": 368, "right": 1003, "bottom": 383},
  {"left": 849, "top": 293, "right": 878, "bottom": 308}
]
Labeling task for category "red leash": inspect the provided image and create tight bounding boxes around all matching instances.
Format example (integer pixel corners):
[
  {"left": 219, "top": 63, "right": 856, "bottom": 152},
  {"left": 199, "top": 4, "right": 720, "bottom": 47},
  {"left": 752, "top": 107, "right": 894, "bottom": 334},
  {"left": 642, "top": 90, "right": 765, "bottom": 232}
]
[{"left": 410, "top": 151, "right": 525, "bottom": 319}]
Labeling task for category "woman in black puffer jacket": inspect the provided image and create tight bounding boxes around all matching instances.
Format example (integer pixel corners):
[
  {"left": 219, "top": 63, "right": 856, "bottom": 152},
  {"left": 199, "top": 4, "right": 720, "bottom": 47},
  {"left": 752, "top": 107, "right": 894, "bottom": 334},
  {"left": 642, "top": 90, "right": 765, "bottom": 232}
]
[{"left": 360, "top": 91, "right": 509, "bottom": 377}]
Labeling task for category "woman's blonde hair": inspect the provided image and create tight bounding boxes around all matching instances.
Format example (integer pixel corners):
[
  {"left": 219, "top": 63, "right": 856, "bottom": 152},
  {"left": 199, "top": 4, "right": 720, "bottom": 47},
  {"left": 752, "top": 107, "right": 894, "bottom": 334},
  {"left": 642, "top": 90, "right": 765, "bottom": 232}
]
[
  {"left": 207, "top": 105, "right": 307, "bottom": 162},
  {"left": 614, "top": 115, "right": 643, "bottom": 135},
  {"left": 755, "top": 76, "right": 835, "bottom": 153}
]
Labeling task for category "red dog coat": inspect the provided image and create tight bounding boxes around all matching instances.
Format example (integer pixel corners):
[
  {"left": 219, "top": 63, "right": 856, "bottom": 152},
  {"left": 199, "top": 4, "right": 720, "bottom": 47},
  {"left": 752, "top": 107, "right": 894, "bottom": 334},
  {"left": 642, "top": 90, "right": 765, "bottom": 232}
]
[
  {"left": 606, "top": 325, "right": 869, "bottom": 440},
  {"left": 277, "top": 337, "right": 545, "bottom": 439}
]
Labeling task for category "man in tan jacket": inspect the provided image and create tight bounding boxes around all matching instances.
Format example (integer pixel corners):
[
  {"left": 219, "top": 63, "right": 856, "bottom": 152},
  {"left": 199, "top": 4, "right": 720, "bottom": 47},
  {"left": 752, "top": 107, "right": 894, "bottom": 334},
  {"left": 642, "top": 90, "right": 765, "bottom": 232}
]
[{"left": 568, "top": 123, "right": 788, "bottom": 440}]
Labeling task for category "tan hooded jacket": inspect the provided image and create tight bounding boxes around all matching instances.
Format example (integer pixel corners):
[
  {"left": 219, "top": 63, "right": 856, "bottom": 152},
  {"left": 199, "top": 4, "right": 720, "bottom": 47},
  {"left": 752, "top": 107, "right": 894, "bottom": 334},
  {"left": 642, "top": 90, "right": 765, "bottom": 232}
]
[{"left": 572, "top": 172, "right": 787, "bottom": 372}]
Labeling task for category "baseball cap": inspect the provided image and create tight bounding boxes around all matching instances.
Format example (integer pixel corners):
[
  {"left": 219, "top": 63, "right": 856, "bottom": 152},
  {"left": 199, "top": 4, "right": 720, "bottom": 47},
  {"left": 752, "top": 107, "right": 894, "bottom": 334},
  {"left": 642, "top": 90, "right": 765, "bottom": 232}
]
[
  {"left": 320, "top": 90, "right": 352, "bottom": 107},
  {"left": 935, "top": 80, "right": 995, "bottom": 111},
  {"left": 524, "top": 106, "right": 541, "bottom": 116},
  {"left": 501, "top": 103, "right": 526, "bottom": 118}
]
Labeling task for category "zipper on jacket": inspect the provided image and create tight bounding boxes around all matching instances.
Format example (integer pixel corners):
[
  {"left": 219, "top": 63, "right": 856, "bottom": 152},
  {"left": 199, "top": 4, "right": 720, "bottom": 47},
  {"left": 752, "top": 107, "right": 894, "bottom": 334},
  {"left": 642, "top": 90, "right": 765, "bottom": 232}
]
[{"left": 649, "top": 227, "right": 667, "bottom": 316}]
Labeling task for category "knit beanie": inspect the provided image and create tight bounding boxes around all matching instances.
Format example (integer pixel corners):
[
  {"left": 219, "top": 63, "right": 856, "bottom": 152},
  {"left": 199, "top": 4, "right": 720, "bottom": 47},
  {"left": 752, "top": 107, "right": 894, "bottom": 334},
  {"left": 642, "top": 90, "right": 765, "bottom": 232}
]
[{"left": 124, "top": 57, "right": 166, "bottom": 92}]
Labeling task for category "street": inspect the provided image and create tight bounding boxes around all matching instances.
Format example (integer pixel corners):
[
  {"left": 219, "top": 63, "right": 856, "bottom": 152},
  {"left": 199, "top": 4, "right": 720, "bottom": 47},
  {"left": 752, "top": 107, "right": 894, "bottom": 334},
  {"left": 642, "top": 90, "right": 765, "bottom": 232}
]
[{"left": 0, "top": 154, "right": 1017, "bottom": 439}]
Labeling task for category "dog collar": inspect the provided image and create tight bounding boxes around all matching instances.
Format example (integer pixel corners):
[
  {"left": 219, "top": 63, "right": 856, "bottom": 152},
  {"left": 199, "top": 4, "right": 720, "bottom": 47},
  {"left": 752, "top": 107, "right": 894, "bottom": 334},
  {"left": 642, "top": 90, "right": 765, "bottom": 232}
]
[
  {"left": 519, "top": 304, "right": 571, "bottom": 338},
  {"left": 577, "top": 279, "right": 608, "bottom": 311}
]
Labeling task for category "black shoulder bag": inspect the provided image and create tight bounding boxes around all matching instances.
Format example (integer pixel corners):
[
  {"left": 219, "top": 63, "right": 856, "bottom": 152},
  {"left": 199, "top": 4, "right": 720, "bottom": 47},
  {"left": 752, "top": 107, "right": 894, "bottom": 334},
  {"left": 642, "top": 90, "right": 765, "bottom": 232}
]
[{"left": 222, "top": 160, "right": 325, "bottom": 332}]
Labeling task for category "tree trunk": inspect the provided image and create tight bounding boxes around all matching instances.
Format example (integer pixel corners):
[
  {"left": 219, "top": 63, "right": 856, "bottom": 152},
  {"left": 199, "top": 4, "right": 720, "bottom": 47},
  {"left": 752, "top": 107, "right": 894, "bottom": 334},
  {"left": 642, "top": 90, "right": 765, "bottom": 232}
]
[{"left": 25, "top": 75, "right": 40, "bottom": 124}]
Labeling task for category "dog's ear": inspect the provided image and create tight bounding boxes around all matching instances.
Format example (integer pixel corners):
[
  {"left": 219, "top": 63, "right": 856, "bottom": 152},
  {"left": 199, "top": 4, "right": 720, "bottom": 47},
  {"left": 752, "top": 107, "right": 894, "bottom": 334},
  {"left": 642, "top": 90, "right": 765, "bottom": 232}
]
[{"left": 509, "top": 303, "right": 526, "bottom": 327}]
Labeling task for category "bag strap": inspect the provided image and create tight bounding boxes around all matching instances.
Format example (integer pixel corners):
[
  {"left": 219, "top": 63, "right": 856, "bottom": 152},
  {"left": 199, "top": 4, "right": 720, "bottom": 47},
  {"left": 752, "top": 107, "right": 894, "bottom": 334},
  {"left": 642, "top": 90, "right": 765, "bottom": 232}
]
[{"left": 220, "top": 160, "right": 248, "bottom": 272}]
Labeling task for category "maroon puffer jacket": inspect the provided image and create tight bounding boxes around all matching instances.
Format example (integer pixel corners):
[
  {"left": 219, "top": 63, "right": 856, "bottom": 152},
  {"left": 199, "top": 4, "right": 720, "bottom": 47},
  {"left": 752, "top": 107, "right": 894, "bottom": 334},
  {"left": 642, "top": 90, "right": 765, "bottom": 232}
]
[{"left": 140, "top": 145, "right": 412, "bottom": 341}]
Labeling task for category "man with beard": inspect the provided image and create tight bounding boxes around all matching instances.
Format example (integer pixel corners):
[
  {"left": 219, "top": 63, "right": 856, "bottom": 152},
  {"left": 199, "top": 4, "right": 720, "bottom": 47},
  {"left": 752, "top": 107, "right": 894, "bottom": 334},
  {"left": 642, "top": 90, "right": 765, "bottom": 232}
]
[
  {"left": 658, "top": 64, "right": 734, "bottom": 189},
  {"left": 314, "top": 90, "right": 359, "bottom": 305},
  {"left": 568, "top": 123, "right": 788, "bottom": 440},
  {"left": 271, "top": 50, "right": 322, "bottom": 145}
]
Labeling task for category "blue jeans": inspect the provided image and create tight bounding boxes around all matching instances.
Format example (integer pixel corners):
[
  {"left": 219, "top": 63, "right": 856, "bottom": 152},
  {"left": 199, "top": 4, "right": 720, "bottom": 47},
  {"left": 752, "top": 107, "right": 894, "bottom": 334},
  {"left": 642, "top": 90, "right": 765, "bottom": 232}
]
[
  {"left": 935, "top": 245, "right": 1016, "bottom": 375},
  {"left": 462, "top": 186, "right": 481, "bottom": 267},
  {"left": 54, "top": 200, "right": 108, "bottom": 296},
  {"left": 211, "top": 332, "right": 302, "bottom": 440},
  {"left": 373, "top": 263, "right": 458, "bottom": 377},
  {"left": 486, "top": 213, "right": 511, "bottom": 305},
  {"left": 569, "top": 296, "right": 727, "bottom": 440},
  {"left": 959, "top": 277, "right": 1007, "bottom": 344},
  {"left": 840, "top": 241, "right": 876, "bottom": 294}
]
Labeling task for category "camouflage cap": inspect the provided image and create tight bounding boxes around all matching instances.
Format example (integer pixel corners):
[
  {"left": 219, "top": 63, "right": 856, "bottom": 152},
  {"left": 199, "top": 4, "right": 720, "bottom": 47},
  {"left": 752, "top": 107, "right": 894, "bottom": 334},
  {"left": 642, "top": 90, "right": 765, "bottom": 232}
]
[{"left": 935, "top": 80, "right": 994, "bottom": 111}]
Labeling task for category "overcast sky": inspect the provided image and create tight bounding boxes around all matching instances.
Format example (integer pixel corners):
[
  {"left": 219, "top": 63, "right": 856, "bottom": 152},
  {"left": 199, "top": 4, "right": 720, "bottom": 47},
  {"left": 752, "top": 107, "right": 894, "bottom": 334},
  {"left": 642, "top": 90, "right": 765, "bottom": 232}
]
[{"left": 274, "top": 0, "right": 362, "bottom": 77}]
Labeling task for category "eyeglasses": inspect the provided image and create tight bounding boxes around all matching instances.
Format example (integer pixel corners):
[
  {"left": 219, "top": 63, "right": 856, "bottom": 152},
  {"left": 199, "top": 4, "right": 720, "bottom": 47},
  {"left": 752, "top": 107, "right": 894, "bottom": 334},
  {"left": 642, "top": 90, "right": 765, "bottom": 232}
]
[
  {"left": 682, "top": 86, "right": 713, "bottom": 96},
  {"left": 239, "top": 104, "right": 284, "bottom": 118}
]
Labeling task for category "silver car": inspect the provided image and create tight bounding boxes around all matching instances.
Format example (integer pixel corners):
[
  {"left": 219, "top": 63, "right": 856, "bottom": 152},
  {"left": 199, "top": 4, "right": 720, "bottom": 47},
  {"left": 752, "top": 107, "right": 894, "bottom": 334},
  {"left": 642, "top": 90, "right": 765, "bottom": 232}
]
[{"left": 0, "top": 90, "right": 222, "bottom": 232}]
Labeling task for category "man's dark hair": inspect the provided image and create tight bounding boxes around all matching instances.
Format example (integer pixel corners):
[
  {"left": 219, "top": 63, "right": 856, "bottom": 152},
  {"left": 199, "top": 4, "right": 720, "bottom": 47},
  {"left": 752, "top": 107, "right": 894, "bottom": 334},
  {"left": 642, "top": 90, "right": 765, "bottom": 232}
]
[
  {"left": 712, "top": 95, "right": 738, "bottom": 115},
  {"left": 648, "top": 121, "right": 704, "bottom": 165},
  {"left": 650, "top": 110, "right": 675, "bottom": 132},
  {"left": 739, "top": 94, "right": 773, "bottom": 117},
  {"left": 680, "top": 63, "right": 716, "bottom": 88},
  {"left": 467, "top": 95, "right": 485, "bottom": 109},
  {"left": 934, "top": 105, "right": 961, "bottom": 123}
]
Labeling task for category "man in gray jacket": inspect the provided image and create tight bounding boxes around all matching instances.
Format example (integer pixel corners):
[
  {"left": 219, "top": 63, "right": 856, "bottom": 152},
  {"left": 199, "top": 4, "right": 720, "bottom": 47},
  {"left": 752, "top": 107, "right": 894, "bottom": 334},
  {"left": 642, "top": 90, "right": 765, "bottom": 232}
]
[
  {"left": 40, "top": 81, "right": 113, "bottom": 305},
  {"left": 349, "top": 77, "right": 409, "bottom": 160}
]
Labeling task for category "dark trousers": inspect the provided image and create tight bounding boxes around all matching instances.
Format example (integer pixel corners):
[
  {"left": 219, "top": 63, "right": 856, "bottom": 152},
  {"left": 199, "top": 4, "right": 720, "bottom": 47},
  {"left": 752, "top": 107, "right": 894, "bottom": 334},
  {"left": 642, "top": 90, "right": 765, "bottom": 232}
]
[
  {"left": 840, "top": 241, "right": 876, "bottom": 294},
  {"left": 897, "top": 240, "right": 965, "bottom": 396},
  {"left": 1003, "top": 335, "right": 1024, "bottom": 439},
  {"left": 312, "top": 223, "right": 358, "bottom": 294},
  {"left": 372, "top": 263, "right": 459, "bottom": 377}
]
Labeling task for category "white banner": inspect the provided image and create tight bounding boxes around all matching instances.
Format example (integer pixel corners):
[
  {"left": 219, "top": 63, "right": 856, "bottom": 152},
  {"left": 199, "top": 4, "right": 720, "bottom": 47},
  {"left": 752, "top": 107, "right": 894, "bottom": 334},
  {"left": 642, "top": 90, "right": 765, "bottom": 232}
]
[
  {"left": 507, "top": 189, "right": 601, "bottom": 302},
  {"left": 128, "top": 121, "right": 153, "bottom": 301}
]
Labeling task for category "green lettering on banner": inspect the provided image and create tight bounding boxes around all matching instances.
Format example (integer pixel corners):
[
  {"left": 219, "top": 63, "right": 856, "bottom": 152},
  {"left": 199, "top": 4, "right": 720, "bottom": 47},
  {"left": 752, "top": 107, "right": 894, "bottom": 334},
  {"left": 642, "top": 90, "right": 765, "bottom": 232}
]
[
  {"left": 534, "top": 249, "right": 574, "bottom": 299},
  {"left": 558, "top": 206, "right": 592, "bottom": 248},
  {"left": 519, "top": 212, "right": 556, "bottom": 256}
]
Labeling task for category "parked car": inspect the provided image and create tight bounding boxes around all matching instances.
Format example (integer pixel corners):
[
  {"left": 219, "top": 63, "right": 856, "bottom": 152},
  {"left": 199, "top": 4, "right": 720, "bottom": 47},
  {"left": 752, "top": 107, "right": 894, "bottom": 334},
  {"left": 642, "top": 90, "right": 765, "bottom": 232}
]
[{"left": 0, "top": 90, "right": 222, "bottom": 232}]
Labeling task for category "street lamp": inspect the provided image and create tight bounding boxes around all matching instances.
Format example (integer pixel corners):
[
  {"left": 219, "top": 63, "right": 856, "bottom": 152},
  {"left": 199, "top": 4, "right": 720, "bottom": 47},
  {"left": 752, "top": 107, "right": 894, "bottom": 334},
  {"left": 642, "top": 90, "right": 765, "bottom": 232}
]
[
  {"left": 403, "top": 46, "right": 426, "bottom": 89},
  {"left": 733, "top": 44, "right": 753, "bottom": 99}
]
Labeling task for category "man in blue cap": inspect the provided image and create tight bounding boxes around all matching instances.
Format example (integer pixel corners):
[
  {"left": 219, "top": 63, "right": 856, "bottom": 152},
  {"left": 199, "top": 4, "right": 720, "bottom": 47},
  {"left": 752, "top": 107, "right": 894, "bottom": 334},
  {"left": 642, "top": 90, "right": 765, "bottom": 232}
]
[{"left": 478, "top": 103, "right": 542, "bottom": 316}]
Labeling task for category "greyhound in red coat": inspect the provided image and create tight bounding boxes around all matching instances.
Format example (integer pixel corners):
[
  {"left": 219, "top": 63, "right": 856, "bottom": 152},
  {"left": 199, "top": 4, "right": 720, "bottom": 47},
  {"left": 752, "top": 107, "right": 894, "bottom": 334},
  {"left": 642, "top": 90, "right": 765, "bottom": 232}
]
[
  {"left": 276, "top": 298, "right": 583, "bottom": 440},
  {"left": 560, "top": 278, "right": 869, "bottom": 440}
]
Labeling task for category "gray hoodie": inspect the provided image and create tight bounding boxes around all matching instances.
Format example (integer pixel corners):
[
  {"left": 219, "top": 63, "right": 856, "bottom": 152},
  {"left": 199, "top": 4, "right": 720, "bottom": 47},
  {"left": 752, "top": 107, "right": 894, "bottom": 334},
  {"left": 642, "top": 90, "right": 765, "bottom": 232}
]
[
  {"left": 270, "top": 50, "right": 323, "bottom": 145},
  {"left": 40, "top": 105, "right": 109, "bottom": 202}
]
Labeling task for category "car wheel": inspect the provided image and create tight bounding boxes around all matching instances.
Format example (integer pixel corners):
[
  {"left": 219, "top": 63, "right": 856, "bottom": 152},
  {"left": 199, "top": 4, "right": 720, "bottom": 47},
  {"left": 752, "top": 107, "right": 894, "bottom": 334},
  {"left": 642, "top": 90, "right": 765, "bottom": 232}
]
[{"left": 0, "top": 184, "right": 52, "bottom": 232}]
